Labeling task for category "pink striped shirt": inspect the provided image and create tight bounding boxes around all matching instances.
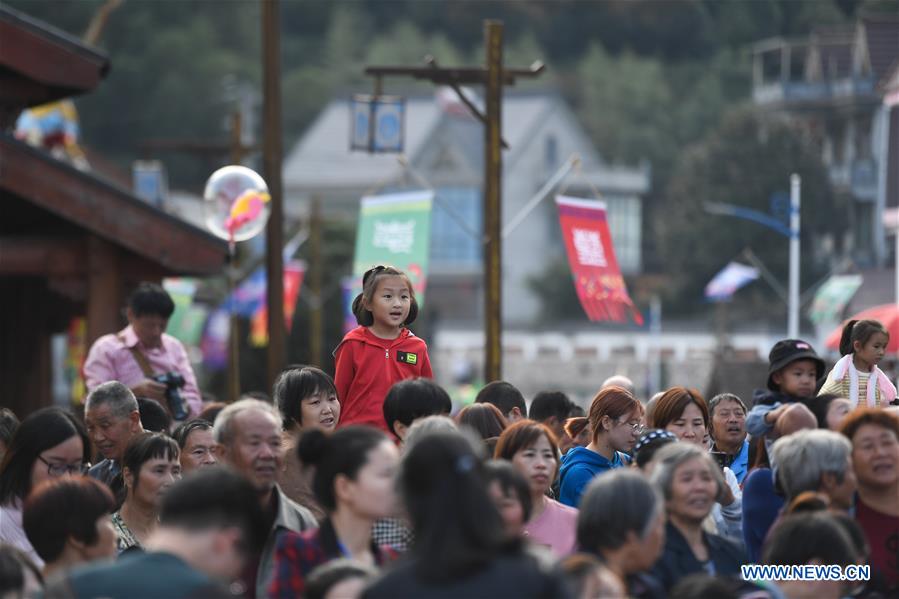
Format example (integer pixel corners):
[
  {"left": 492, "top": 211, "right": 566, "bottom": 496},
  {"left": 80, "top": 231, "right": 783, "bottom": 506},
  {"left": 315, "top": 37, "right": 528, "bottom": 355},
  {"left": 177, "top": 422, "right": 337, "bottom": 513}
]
[{"left": 83, "top": 325, "right": 201, "bottom": 416}]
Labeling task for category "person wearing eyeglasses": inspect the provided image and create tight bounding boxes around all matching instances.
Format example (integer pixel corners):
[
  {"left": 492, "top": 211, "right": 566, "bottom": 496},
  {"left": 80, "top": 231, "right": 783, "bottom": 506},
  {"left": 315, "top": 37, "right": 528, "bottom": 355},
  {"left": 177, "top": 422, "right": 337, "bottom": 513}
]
[
  {"left": 0, "top": 407, "right": 91, "bottom": 568},
  {"left": 651, "top": 387, "right": 743, "bottom": 547},
  {"left": 558, "top": 386, "right": 643, "bottom": 508}
]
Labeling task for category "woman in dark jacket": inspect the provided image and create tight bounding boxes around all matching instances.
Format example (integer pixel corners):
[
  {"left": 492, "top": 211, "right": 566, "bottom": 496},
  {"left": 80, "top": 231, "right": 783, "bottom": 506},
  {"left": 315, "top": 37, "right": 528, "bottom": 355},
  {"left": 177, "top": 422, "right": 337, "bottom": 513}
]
[
  {"left": 268, "top": 426, "right": 400, "bottom": 599},
  {"left": 362, "top": 431, "right": 569, "bottom": 599},
  {"left": 648, "top": 442, "right": 746, "bottom": 590}
]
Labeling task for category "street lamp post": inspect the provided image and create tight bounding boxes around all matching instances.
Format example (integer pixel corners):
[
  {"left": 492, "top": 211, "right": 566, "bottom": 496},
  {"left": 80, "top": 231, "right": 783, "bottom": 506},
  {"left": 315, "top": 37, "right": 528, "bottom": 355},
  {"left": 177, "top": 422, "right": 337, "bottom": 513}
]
[{"left": 704, "top": 173, "right": 802, "bottom": 339}]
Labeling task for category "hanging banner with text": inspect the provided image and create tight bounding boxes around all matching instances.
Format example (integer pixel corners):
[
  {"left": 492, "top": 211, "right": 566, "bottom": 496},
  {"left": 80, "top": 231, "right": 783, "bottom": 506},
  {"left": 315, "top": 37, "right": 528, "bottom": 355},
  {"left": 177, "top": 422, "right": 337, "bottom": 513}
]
[
  {"left": 352, "top": 190, "right": 434, "bottom": 306},
  {"left": 555, "top": 195, "right": 643, "bottom": 325}
]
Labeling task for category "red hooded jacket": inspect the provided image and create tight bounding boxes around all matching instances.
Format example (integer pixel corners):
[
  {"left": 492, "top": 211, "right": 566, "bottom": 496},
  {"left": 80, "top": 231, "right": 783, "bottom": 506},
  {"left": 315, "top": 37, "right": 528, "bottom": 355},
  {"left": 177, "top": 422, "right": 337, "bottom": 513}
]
[{"left": 333, "top": 326, "right": 433, "bottom": 431}]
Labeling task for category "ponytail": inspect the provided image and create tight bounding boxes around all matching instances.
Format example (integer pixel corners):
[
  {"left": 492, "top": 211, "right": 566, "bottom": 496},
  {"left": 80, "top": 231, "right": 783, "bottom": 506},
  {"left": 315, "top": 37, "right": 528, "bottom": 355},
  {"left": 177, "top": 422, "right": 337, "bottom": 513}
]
[
  {"left": 296, "top": 426, "right": 388, "bottom": 512},
  {"left": 838, "top": 320, "right": 858, "bottom": 356}
]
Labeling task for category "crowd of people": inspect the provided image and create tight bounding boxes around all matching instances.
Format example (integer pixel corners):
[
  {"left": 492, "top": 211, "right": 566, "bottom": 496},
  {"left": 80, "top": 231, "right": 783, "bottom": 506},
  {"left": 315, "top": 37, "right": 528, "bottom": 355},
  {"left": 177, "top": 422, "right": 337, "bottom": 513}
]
[{"left": 1, "top": 273, "right": 898, "bottom": 599}]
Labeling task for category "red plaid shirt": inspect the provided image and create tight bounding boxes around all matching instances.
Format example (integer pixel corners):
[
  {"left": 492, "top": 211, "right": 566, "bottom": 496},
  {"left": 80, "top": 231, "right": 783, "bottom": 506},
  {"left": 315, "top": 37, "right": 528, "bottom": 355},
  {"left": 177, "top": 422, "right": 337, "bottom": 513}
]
[{"left": 267, "top": 518, "right": 397, "bottom": 599}]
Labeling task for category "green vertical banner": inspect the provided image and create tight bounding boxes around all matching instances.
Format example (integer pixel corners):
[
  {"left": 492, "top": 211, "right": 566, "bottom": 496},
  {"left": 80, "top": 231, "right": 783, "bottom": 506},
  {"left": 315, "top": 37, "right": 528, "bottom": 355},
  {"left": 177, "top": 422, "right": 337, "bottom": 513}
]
[{"left": 352, "top": 190, "right": 434, "bottom": 305}]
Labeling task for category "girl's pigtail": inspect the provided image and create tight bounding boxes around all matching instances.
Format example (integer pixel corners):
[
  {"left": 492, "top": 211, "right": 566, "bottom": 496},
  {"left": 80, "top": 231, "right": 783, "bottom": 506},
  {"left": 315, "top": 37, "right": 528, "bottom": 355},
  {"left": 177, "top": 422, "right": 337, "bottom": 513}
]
[
  {"left": 838, "top": 320, "right": 858, "bottom": 356},
  {"left": 351, "top": 293, "right": 373, "bottom": 326}
]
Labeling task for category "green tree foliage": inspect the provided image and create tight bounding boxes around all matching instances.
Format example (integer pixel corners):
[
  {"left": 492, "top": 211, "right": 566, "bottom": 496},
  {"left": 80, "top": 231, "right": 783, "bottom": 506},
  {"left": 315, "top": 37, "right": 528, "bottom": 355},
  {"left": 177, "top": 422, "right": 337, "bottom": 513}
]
[{"left": 654, "top": 107, "right": 844, "bottom": 313}]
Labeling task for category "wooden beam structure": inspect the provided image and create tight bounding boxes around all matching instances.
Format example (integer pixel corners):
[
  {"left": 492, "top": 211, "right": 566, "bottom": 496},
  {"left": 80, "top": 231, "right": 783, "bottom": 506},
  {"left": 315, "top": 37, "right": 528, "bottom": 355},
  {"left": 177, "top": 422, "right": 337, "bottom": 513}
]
[{"left": 362, "top": 21, "right": 544, "bottom": 381}]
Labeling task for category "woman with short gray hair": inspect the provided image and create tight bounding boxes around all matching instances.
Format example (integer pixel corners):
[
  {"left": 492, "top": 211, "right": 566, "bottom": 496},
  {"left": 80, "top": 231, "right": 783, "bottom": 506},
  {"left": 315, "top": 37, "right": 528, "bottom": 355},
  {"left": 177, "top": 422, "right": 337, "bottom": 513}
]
[
  {"left": 769, "top": 429, "right": 855, "bottom": 510},
  {"left": 577, "top": 469, "right": 666, "bottom": 597},
  {"left": 649, "top": 443, "right": 745, "bottom": 591}
]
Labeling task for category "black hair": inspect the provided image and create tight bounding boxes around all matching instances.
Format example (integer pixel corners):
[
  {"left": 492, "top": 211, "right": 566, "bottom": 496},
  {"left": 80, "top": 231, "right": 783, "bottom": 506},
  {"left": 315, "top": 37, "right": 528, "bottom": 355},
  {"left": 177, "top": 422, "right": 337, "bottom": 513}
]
[
  {"left": 122, "top": 432, "right": 180, "bottom": 493},
  {"left": 635, "top": 435, "right": 677, "bottom": 470},
  {"left": 763, "top": 512, "right": 856, "bottom": 567},
  {"left": 0, "top": 408, "right": 90, "bottom": 504},
  {"left": 839, "top": 319, "right": 889, "bottom": 357},
  {"left": 475, "top": 381, "right": 527, "bottom": 419},
  {"left": 128, "top": 282, "right": 175, "bottom": 319},
  {"left": 351, "top": 265, "right": 419, "bottom": 326},
  {"left": 456, "top": 403, "right": 508, "bottom": 440},
  {"left": 159, "top": 466, "right": 268, "bottom": 558},
  {"left": 137, "top": 397, "right": 171, "bottom": 433},
  {"left": 273, "top": 366, "right": 338, "bottom": 429},
  {"left": 382, "top": 378, "right": 452, "bottom": 439},
  {"left": 23, "top": 476, "right": 116, "bottom": 563},
  {"left": 400, "top": 431, "right": 511, "bottom": 582},
  {"left": 529, "top": 391, "right": 575, "bottom": 423},
  {"left": 483, "top": 460, "right": 532, "bottom": 522},
  {"left": 171, "top": 419, "right": 214, "bottom": 449},
  {"left": 799, "top": 393, "right": 843, "bottom": 430},
  {"left": 0, "top": 408, "right": 19, "bottom": 448},
  {"left": 297, "top": 426, "right": 390, "bottom": 512}
]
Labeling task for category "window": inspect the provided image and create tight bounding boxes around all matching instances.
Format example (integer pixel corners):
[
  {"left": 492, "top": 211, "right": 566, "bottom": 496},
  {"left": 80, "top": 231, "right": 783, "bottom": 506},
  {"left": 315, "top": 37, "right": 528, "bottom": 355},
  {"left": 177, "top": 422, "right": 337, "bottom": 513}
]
[{"left": 430, "top": 187, "right": 482, "bottom": 268}]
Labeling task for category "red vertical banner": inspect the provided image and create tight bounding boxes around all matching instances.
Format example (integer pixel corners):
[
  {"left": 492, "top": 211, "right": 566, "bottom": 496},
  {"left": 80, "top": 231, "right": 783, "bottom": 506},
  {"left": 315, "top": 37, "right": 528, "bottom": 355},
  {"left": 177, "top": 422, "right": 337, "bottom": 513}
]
[{"left": 555, "top": 195, "right": 643, "bottom": 325}]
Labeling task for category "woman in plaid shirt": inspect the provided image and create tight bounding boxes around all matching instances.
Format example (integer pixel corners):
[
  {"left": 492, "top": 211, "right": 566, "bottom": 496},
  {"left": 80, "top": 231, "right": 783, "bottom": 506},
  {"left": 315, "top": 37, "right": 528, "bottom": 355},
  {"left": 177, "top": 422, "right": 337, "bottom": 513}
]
[{"left": 267, "top": 426, "right": 399, "bottom": 598}]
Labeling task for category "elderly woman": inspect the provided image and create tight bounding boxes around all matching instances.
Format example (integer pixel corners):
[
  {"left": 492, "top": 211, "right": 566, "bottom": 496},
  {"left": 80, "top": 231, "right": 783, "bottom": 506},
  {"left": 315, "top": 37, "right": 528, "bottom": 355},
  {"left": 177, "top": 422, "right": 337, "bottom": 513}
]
[
  {"left": 577, "top": 469, "right": 667, "bottom": 598},
  {"left": 651, "top": 388, "right": 742, "bottom": 545},
  {"left": 649, "top": 443, "right": 745, "bottom": 591},
  {"left": 770, "top": 429, "right": 856, "bottom": 511}
]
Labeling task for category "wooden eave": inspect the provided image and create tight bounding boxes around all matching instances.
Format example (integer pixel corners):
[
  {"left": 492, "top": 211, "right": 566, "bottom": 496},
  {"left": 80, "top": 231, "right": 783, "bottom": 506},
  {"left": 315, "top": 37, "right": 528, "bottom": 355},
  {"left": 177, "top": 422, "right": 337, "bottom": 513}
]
[
  {"left": 0, "top": 135, "right": 227, "bottom": 275},
  {"left": 0, "top": 5, "right": 110, "bottom": 105}
]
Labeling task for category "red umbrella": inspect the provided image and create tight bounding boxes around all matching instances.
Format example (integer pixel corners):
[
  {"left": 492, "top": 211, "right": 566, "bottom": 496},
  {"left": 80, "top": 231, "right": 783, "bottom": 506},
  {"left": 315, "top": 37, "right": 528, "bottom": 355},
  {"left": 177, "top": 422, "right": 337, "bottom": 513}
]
[{"left": 825, "top": 304, "right": 899, "bottom": 353}]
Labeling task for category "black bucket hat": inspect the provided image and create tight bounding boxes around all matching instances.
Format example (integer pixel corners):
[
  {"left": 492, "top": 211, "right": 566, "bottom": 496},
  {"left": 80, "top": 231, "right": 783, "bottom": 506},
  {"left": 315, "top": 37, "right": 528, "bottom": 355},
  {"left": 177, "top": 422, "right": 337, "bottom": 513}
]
[{"left": 766, "top": 339, "right": 825, "bottom": 391}]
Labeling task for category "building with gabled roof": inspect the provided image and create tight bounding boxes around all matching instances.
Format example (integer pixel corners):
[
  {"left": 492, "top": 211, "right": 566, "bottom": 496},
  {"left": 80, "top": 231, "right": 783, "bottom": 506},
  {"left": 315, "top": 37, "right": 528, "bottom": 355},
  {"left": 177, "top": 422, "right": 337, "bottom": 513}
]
[{"left": 284, "top": 90, "right": 650, "bottom": 329}]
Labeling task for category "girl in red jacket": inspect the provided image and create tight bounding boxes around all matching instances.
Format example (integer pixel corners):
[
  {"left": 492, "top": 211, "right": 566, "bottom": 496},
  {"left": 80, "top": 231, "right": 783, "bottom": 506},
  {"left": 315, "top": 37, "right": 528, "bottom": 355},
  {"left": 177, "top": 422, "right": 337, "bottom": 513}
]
[{"left": 334, "top": 265, "right": 433, "bottom": 431}]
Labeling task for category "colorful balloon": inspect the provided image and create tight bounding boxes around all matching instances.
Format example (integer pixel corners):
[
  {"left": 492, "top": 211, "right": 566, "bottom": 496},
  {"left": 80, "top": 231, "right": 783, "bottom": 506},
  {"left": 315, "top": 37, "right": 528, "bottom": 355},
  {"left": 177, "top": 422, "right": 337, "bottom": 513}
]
[{"left": 203, "top": 165, "right": 270, "bottom": 244}]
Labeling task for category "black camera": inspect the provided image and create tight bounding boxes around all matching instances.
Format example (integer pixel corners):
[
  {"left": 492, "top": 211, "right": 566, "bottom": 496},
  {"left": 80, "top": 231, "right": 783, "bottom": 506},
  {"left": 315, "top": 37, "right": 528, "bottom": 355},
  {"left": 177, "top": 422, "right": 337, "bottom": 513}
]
[{"left": 151, "top": 371, "right": 188, "bottom": 421}]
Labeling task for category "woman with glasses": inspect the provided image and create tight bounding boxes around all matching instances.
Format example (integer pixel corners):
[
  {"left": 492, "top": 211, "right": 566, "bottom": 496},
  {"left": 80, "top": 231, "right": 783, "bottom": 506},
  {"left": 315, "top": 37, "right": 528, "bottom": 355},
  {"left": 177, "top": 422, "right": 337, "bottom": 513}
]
[
  {"left": 494, "top": 420, "right": 578, "bottom": 558},
  {"left": 111, "top": 432, "right": 181, "bottom": 553},
  {"left": 0, "top": 407, "right": 91, "bottom": 567},
  {"left": 651, "top": 387, "right": 743, "bottom": 546},
  {"left": 558, "top": 386, "right": 643, "bottom": 508}
]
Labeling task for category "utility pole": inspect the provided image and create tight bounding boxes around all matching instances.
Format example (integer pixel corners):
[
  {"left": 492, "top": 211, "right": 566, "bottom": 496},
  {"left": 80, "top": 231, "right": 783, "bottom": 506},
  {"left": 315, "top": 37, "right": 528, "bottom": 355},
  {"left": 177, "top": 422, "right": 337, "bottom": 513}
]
[
  {"left": 262, "top": 0, "right": 285, "bottom": 389},
  {"left": 483, "top": 21, "right": 503, "bottom": 383},
  {"left": 788, "top": 174, "right": 801, "bottom": 339},
  {"left": 363, "top": 20, "right": 543, "bottom": 382}
]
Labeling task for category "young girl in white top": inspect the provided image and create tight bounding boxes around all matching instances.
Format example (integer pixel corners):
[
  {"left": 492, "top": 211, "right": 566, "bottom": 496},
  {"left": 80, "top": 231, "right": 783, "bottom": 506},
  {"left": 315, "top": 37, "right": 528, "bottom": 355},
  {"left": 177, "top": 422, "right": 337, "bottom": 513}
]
[{"left": 819, "top": 319, "right": 897, "bottom": 408}]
